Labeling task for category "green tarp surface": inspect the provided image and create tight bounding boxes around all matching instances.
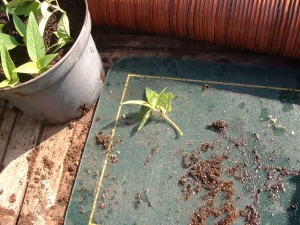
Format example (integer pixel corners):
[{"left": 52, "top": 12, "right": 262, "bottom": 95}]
[{"left": 65, "top": 57, "right": 300, "bottom": 225}]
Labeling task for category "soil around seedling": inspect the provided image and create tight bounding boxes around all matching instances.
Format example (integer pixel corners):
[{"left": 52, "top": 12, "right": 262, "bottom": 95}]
[{"left": 0, "top": 0, "right": 85, "bottom": 84}]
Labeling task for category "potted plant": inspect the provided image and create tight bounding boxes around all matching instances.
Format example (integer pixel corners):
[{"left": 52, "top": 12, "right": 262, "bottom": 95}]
[{"left": 0, "top": 0, "right": 105, "bottom": 124}]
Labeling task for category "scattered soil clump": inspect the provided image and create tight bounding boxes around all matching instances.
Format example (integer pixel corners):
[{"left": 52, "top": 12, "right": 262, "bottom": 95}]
[
  {"left": 243, "top": 205, "right": 260, "bottom": 225},
  {"left": 200, "top": 142, "right": 213, "bottom": 152},
  {"left": 110, "top": 154, "right": 119, "bottom": 164},
  {"left": 202, "top": 84, "right": 210, "bottom": 90},
  {"left": 144, "top": 145, "right": 160, "bottom": 165},
  {"left": 9, "top": 194, "right": 16, "bottom": 203},
  {"left": 180, "top": 135, "right": 256, "bottom": 225},
  {"left": 207, "top": 120, "right": 228, "bottom": 133},
  {"left": 79, "top": 103, "right": 90, "bottom": 115},
  {"left": 43, "top": 156, "right": 54, "bottom": 172},
  {"left": 96, "top": 131, "right": 111, "bottom": 149}
]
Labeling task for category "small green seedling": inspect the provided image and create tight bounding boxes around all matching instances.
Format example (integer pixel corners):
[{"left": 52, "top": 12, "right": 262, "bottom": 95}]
[
  {"left": 0, "top": 0, "right": 73, "bottom": 88},
  {"left": 14, "top": 12, "right": 57, "bottom": 74},
  {"left": 123, "top": 87, "right": 183, "bottom": 136}
]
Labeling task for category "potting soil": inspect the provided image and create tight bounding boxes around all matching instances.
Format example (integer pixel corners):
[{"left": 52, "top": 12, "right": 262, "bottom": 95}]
[{"left": 65, "top": 57, "right": 300, "bottom": 225}]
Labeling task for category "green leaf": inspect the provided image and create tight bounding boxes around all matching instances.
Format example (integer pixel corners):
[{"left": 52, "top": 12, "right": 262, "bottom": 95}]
[
  {"left": 50, "top": 38, "right": 68, "bottom": 53},
  {"left": 0, "top": 33, "right": 19, "bottom": 50},
  {"left": 0, "top": 78, "right": 18, "bottom": 88},
  {"left": 6, "top": 1, "right": 40, "bottom": 16},
  {"left": 6, "top": 0, "right": 32, "bottom": 9},
  {"left": 51, "top": 13, "right": 72, "bottom": 52},
  {"left": 5, "top": 0, "right": 32, "bottom": 15},
  {"left": 138, "top": 109, "right": 151, "bottom": 131},
  {"left": 0, "top": 79, "right": 10, "bottom": 88},
  {"left": 39, "top": 1, "right": 55, "bottom": 36},
  {"left": 14, "top": 61, "right": 39, "bottom": 74},
  {"left": 158, "top": 87, "right": 168, "bottom": 99},
  {"left": 145, "top": 87, "right": 154, "bottom": 101},
  {"left": 26, "top": 12, "right": 45, "bottom": 61},
  {"left": 37, "top": 53, "right": 57, "bottom": 70},
  {"left": 14, "top": 2, "right": 41, "bottom": 16},
  {"left": 145, "top": 87, "right": 158, "bottom": 107},
  {"left": 56, "top": 13, "right": 71, "bottom": 38},
  {"left": 0, "top": 42, "right": 19, "bottom": 86},
  {"left": 13, "top": 14, "right": 26, "bottom": 38},
  {"left": 122, "top": 100, "right": 153, "bottom": 109},
  {"left": 157, "top": 92, "right": 174, "bottom": 113},
  {"left": 0, "top": 24, "right": 4, "bottom": 33}
]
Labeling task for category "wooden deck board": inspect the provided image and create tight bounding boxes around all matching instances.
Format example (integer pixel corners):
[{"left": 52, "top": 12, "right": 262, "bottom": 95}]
[
  {"left": 18, "top": 124, "right": 74, "bottom": 225},
  {"left": 0, "top": 28, "right": 299, "bottom": 225},
  {"left": 0, "top": 106, "right": 17, "bottom": 162},
  {"left": 0, "top": 113, "right": 41, "bottom": 225}
]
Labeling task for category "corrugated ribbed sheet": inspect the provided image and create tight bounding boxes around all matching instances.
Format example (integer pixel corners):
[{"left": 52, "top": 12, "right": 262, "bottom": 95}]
[{"left": 88, "top": 0, "right": 300, "bottom": 59}]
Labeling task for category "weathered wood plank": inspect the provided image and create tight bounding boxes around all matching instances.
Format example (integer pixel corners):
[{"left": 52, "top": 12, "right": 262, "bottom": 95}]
[
  {"left": 44, "top": 109, "right": 94, "bottom": 224},
  {"left": 18, "top": 124, "right": 74, "bottom": 225},
  {"left": 0, "top": 113, "right": 41, "bottom": 225},
  {"left": 0, "top": 106, "right": 18, "bottom": 163}
]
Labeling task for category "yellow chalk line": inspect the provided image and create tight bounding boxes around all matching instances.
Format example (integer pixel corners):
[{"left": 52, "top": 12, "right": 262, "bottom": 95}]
[{"left": 88, "top": 75, "right": 131, "bottom": 225}]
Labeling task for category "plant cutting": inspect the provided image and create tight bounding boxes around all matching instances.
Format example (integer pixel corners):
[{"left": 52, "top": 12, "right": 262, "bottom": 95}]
[
  {"left": 0, "top": 0, "right": 105, "bottom": 123},
  {"left": 123, "top": 87, "right": 183, "bottom": 136}
]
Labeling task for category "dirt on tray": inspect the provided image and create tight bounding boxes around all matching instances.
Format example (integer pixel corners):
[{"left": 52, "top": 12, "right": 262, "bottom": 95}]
[
  {"left": 179, "top": 119, "right": 300, "bottom": 225},
  {"left": 202, "top": 84, "right": 210, "bottom": 90},
  {"left": 96, "top": 131, "right": 112, "bottom": 149},
  {"left": 207, "top": 120, "right": 228, "bottom": 133}
]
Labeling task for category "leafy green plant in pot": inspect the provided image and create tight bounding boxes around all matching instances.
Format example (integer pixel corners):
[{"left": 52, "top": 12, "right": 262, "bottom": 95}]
[{"left": 0, "top": 0, "right": 105, "bottom": 124}]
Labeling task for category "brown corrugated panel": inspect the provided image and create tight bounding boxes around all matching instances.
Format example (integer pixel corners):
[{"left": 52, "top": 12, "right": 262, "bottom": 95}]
[{"left": 88, "top": 0, "right": 300, "bottom": 59}]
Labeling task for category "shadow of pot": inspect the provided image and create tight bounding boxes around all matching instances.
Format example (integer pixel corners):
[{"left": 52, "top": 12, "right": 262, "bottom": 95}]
[{"left": 0, "top": 0, "right": 105, "bottom": 124}]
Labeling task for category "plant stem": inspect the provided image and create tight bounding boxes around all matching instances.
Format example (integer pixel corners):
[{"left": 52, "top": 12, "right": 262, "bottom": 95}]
[
  {"left": 54, "top": 0, "right": 60, "bottom": 7},
  {"left": 46, "top": 0, "right": 64, "bottom": 13},
  {"left": 161, "top": 113, "right": 183, "bottom": 136}
]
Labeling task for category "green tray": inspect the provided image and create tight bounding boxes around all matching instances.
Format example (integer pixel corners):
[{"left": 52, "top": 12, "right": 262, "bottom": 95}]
[{"left": 65, "top": 57, "right": 300, "bottom": 225}]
